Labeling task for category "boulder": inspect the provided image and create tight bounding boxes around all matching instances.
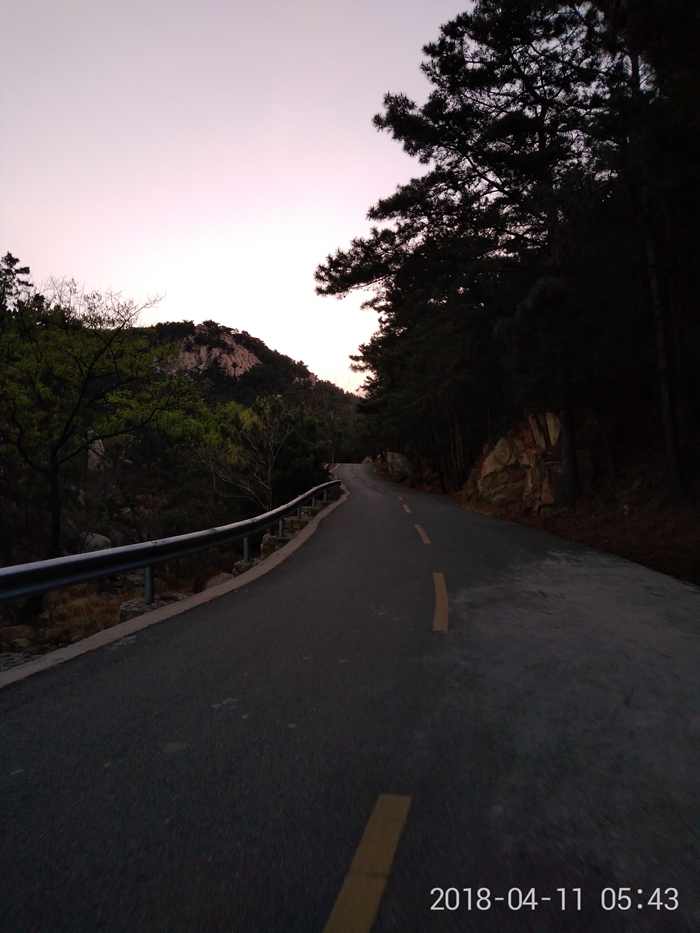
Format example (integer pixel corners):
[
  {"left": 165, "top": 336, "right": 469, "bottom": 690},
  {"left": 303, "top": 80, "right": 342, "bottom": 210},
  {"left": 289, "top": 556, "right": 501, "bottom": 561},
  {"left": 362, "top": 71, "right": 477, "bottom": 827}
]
[
  {"left": 81, "top": 533, "right": 112, "bottom": 552},
  {"left": 204, "top": 572, "right": 234, "bottom": 590},
  {"left": 385, "top": 452, "right": 413, "bottom": 482},
  {"left": 362, "top": 456, "right": 373, "bottom": 464},
  {"left": 261, "top": 533, "right": 286, "bottom": 557},
  {"left": 233, "top": 558, "right": 260, "bottom": 574},
  {"left": 284, "top": 516, "right": 307, "bottom": 532},
  {"left": 0, "top": 624, "right": 34, "bottom": 647}
]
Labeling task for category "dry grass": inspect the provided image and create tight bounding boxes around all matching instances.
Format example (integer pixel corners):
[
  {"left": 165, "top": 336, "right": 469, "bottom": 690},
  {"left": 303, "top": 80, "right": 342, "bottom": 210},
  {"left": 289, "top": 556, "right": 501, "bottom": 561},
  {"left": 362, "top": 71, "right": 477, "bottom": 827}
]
[
  {"left": 41, "top": 584, "right": 142, "bottom": 646},
  {"left": 0, "top": 584, "right": 144, "bottom": 653},
  {"left": 454, "top": 480, "right": 700, "bottom": 588}
]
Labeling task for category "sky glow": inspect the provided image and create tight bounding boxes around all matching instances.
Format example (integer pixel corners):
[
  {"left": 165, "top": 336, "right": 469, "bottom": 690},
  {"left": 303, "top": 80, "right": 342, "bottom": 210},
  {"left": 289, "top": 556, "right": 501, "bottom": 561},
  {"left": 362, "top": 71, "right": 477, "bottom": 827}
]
[{"left": 0, "top": 0, "right": 465, "bottom": 391}]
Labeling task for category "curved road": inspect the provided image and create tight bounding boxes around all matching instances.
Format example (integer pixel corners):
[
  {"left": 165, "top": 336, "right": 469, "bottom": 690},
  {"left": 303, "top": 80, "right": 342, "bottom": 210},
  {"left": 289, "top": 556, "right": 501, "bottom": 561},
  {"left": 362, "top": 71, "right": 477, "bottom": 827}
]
[{"left": 1, "top": 463, "right": 699, "bottom": 932}]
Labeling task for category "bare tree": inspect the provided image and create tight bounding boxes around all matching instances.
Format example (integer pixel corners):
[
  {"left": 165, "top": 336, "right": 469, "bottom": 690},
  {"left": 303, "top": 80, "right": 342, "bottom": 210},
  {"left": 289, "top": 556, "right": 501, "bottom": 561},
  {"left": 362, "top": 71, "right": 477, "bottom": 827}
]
[{"left": 204, "top": 397, "right": 297, "bottom": 512}]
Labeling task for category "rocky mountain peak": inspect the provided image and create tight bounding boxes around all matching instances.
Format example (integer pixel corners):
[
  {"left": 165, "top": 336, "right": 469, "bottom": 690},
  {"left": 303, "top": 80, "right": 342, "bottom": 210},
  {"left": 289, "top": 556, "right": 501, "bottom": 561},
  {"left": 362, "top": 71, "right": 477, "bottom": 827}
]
[{"left": 179, "top": 322, "right": 261, "bottom": 379}]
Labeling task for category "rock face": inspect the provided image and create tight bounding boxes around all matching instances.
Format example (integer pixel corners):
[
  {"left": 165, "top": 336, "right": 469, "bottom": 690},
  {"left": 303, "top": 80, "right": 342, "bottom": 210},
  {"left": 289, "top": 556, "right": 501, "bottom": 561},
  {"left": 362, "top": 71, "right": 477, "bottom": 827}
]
[
  {"left": 81, "top": 532, "right": 112, "bottom": 552},
  {"left": 465, "top": 412, "right": 565, "bottom": 508}
]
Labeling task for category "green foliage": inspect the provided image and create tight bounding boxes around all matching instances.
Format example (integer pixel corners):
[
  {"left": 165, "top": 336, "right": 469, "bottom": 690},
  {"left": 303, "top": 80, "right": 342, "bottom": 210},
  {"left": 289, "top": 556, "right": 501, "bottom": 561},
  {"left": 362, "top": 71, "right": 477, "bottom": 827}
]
[
  {"left": 202, "top": 397, "right": 327, "bottom": 512},
  {"left": 316, "top": 0, "right": 700, "bottom": 497},
  {"left": 0, "top": 277, "right": 189, "bottom": 556},
  {"left": 0, "top": 264, "right": 360, "bottom": 569}
]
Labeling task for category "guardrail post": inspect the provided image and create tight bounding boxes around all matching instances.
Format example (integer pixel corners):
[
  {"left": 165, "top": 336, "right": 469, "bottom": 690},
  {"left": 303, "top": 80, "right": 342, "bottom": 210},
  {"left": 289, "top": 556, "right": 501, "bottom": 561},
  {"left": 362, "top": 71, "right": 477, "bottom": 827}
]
[
  {"left": 311, "top": 496, "right": 316, "bottom": 508},
  {"left": 296, "top": 506, "right": 301, "bottom": 519},
  {"left": 243, "top": 536, "right": 249, "bottom": 564},
  {"left": 278, "top": 518, "right": 284, "bottom": 538},
  {"left": 144, "top": 566, "right": 155, "bottom": 605},
  {"left": 323, "top": 489, "right": 328, "bottom": 502}
]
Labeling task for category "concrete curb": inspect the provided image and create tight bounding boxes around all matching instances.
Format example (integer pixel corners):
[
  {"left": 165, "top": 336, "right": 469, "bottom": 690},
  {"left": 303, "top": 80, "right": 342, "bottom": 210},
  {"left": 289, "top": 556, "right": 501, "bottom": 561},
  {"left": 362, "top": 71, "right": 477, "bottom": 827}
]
[{"left": 0, "top": 486, "right": 348, "bottom": 690}]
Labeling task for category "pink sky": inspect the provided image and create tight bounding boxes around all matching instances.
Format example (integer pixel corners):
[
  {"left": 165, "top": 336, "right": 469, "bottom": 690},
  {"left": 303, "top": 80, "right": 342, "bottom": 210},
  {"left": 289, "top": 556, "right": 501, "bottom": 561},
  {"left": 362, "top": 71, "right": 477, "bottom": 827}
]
[{"left": 0, "top": 0, "right": 465, "bottom": 391}]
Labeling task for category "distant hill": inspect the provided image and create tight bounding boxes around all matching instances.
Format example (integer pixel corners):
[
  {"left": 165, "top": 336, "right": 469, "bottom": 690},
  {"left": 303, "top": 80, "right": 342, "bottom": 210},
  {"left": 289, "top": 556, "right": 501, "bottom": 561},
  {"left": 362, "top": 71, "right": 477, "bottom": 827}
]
[{"left": 151, "top": 320, "right": 320, "bottom": 404}]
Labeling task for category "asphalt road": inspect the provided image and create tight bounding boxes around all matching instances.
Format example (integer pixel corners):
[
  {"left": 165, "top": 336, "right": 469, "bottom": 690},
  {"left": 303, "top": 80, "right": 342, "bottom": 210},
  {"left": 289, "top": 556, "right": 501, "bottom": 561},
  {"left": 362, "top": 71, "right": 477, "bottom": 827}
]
[{"left": 1, "top": 463, "right": 699, "bottom": 932}]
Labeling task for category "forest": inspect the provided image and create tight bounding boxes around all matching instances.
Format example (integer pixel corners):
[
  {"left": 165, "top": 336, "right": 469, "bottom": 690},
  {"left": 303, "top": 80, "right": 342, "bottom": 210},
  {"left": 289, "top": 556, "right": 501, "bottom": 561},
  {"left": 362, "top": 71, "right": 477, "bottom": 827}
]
[
  {"left": 0, "top": 253, "right": 361, "bottom": 622},
  {"left": 316, "top": 0, "right": 700, "bottom": 517}
]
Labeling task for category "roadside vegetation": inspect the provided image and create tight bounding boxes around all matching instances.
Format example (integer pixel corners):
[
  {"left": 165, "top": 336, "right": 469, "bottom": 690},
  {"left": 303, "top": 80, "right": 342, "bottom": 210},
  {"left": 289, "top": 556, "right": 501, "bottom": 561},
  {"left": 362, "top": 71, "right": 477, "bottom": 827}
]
[
  {"left": 0, "top": 254, "right": 360, "bottom": 651},
  {"left": 317, "top": 0, "right": 700, "bottom": 585},
  {"left": 317, "top": 0, "right": 700, "bottom": 504}
]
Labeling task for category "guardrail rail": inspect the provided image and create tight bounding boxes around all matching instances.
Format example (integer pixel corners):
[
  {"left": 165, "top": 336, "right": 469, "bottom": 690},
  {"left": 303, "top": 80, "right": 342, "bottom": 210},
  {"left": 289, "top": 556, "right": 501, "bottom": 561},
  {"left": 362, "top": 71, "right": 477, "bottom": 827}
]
[{"left": 0, "top": 479, "right": 342, "bottom": 605}]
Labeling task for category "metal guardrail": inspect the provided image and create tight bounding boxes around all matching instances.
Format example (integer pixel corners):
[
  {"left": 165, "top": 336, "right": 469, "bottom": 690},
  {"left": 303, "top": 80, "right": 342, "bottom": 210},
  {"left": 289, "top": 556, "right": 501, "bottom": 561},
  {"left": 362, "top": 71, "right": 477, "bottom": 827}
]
[{"left": 0, "top": 479, "right": 342, "bottom": 604}]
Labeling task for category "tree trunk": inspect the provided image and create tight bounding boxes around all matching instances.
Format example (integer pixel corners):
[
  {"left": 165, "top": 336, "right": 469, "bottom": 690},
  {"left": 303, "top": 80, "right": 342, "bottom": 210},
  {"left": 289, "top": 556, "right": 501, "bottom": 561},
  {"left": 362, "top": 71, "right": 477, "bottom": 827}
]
[
  {"left": 464, "top": 411, "right": 476, "bottom": 465},
  {"left": 48, "top": 454, "right": 62, "bottom": 559},
  {"left": 594, "top": 405, "right": 619, "bottom": 486},
  {"left": 21, "top": 461, "right": 56, "bottom": 617},
  {"left": 453, "top": 415, "right": 467, "bottom": 486},
  {"left": 266, "top": 460, "right": 274, "bottom": 512},
  {"left": 0, "top": 504, "right": 13, "bottom": 566},
  {"left": 641, "top": 189, "right": 684, "bottom": 502},
  {"left": 667, "top": 282, "right": 695, "bottom": 430},
  {"left": 664, "top": 215, "right": 696, "bottom": 432},
  {"left": 560, "top": 379, "right": 580, "bottom": 507},
  {"left": 627, "top": 48, "right": 684, "bottom": 502},
  {"left": 429, "top": 425, "right": 447, "bottom": 494}
]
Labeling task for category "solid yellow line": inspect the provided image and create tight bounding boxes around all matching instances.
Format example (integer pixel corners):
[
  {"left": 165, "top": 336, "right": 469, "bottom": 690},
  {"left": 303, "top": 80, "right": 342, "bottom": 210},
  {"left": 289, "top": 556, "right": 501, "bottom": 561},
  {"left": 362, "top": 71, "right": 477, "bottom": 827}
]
[
  {"left": 414, "top": 524, "right": 430, "bottom": 544},
  {"left": 322, "top": 794, "right": 411, "bottom": 933},
  {"left": 432, "top": 572, "right": 449, "bottom": 632},
  {"left": 403, "top": 504, "right": 411, "bottom": 513}
]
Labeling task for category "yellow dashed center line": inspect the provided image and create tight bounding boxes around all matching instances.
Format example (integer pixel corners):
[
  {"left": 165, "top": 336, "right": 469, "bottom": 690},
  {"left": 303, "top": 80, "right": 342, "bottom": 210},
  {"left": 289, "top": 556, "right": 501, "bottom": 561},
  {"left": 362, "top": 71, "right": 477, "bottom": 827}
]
[
  {"left": 403, "top": 504, "right": 411, "bottom": 514},
  {"left": 414, "top": 524, "right": 430, "bottom": 544},
  {"left": 322, "top": 794, "right": 412, "bottom": 933},
  {"left": 432, "top": 572, "right": 449, "bottom": 632}
]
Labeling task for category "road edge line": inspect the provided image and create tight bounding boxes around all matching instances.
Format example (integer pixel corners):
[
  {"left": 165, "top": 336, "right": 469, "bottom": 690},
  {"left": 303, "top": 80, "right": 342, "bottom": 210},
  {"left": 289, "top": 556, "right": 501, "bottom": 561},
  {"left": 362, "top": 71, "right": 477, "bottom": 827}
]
[{"left": 0, "top": 486, "right": 349, "bottom": 690}]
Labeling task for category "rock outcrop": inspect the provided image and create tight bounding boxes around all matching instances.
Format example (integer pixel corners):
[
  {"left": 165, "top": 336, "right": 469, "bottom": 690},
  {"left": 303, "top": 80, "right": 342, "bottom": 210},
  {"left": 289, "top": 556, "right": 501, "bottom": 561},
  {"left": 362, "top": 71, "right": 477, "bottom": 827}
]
[
  {"left": 464, "top": 413, "right": 566, "bottom": 508},
  {"left": 179, "top": 323, "right": 261, "bottom": 379}
]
